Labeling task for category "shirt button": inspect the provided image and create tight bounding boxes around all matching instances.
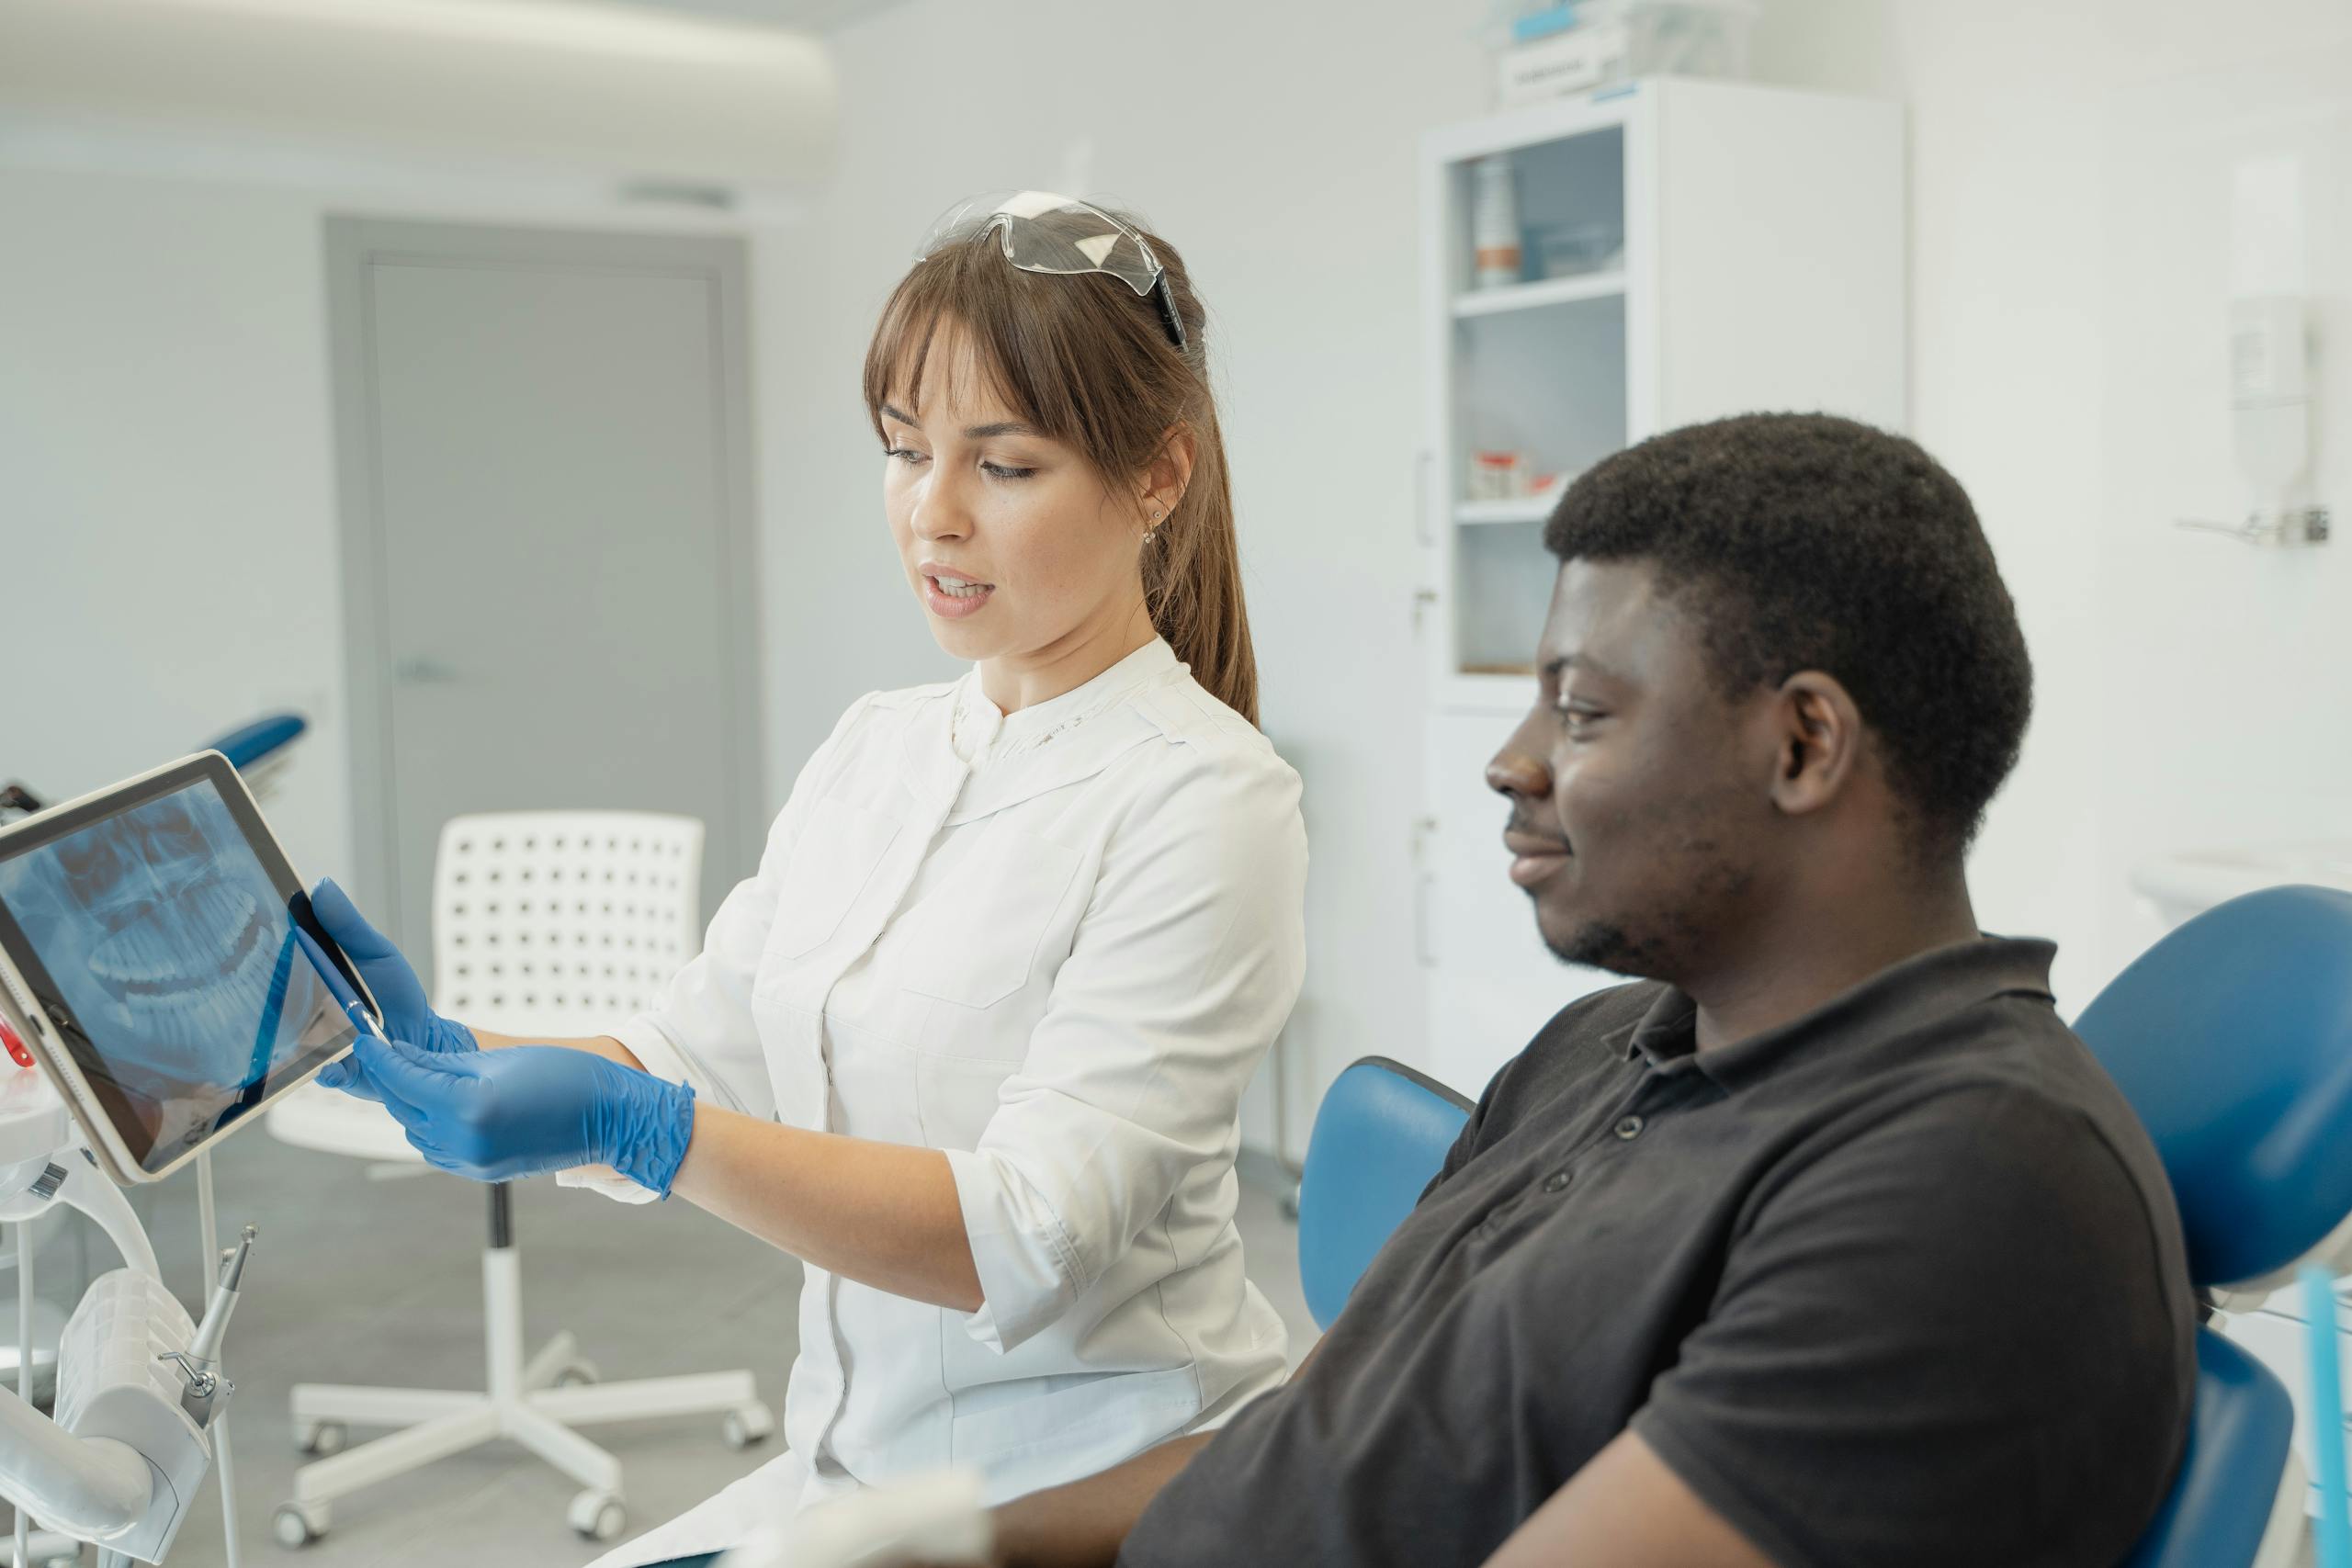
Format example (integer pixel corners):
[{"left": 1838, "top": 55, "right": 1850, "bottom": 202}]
[
  {"left": 1542, "top": 1169, "right": 1572, "bottom": 1193},
  {"left": 1614, "top": 1114, "right": 1646, "bottom": 1141}
]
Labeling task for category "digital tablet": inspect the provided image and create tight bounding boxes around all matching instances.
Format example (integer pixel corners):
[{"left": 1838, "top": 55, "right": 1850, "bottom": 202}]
[{"left": 0, "top": 751, "right": 380, "bottom": 1184}]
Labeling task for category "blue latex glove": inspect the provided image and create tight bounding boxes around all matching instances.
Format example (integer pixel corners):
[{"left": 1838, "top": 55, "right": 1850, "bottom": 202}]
[
  {"left": 353, "top": 1032, "right": 696, "bottom": 1196},
  {"left": 307, "top": 878, "right": 475, "bottom": 1099}
]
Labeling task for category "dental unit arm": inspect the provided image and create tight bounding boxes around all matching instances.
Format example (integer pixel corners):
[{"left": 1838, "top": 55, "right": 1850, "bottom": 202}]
[{"left": 0, "top": 1062, "right": 250, "bottom": 1563}]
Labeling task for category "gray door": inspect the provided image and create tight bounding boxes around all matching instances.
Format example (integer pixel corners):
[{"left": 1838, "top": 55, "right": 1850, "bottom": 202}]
[{"left": 326, "top": 219, "right": 761, "bottom": 983}]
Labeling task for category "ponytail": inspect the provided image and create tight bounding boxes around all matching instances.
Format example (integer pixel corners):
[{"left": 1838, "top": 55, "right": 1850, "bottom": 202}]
[{"left": 1142, "top": 404, "right": 1257, "bottom": 723}]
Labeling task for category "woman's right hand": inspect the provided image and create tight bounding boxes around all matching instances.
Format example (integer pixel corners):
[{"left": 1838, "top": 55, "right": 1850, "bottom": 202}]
[{"left": 308, "top": 878, "right": 477, "bottom": 1096}]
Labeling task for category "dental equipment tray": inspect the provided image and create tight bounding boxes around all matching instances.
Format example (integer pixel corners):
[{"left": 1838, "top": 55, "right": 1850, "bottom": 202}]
[{"left": 0, "top": 751, "right": 379, "bottom": 1184}]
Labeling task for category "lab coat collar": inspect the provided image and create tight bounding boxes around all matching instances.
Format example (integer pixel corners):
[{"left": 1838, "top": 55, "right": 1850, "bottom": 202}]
[{"left": 899, "top": 639, "right": 1186, "bottom": 824}]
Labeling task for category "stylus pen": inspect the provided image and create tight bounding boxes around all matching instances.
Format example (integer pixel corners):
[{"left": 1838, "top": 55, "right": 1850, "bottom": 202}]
[
  {"left": 288, "top": 921, "right": 388, "bottom": 1044},
  {"left": 339, "top": 996, "right": 390, "bottom": 1045}
]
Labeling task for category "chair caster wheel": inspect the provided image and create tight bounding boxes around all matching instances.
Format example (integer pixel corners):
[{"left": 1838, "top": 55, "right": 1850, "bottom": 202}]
[
  {"left": 296, "top": 1420, "right": 347, "bottom": 1456},
  {"left": 553, "top": 1358, "right": 601, "bottom": 1389},
  {"left": 274, "top": 1501, "right": 329, "bottom": 1548},
  {"left": 570, "top": 1489, "right": 627, "bottom": 1542},
  {"left": 721, "top": 1400, "right": 775, "bottom": 1450}
]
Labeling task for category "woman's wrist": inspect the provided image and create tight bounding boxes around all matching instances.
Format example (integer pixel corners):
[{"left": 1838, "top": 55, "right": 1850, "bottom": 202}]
[
  {"left": 591, "top": 1065, "right": 698, "bottom": 1198},
  {"left": 469, "top": 1029, "right": 644, "bottom": 1072}
]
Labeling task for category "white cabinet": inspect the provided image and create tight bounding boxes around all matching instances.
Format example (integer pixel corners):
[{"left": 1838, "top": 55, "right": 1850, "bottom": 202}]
[{"left": 1414, "top": 80, "right": 1907, "bottom": 1093}]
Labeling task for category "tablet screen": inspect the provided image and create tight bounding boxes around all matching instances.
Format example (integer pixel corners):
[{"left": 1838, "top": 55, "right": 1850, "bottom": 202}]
[{"left": 0, "top": 768, "right": 361, "bottom": 1173}]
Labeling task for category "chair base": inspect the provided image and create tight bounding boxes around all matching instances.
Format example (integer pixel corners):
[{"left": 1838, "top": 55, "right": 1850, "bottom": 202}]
[{"left": 273, "top": 1241, "right": 769, "bottom": 1547}]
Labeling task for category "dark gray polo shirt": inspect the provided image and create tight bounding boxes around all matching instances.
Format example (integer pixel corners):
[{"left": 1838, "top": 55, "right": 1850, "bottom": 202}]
[{"left": 1121, "top": 938, "right": 2196, "bottom": 1568}]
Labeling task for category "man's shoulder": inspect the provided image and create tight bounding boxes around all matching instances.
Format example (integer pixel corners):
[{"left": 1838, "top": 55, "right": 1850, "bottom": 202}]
[
  {"left": 1823, "top": 997, "right": 2172, "bottom": 1197},
  {"left": 1758, "top": 1035, "right": 2191, "bottom": 1320}
]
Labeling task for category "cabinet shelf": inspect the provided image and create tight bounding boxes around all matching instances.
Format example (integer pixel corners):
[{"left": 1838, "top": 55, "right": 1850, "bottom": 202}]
[
  {"left": 1415, "top": 80, "right": 1908, "bottom": 1094},
  {"left": 1452, "top": 271, "right": 1625, "bottom": 319},
  {"left": 1454, "top": 497, "right": 1562, "bottom": 525}
]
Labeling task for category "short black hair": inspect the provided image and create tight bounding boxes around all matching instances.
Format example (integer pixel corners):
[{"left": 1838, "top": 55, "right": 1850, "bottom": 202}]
[{"left": 1544, "top": 412, "right": 2032, "bottom": 858}]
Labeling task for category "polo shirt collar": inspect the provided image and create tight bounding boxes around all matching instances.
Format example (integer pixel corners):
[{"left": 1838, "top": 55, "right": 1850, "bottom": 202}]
[{"left": 1618, "top": 935, "right": 2060, "bottom": 1090}]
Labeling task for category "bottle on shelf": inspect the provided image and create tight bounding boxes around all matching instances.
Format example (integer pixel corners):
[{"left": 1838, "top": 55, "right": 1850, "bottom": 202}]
[{"left": 1469, "top": 155, "right": 1523, "bottom": 290}]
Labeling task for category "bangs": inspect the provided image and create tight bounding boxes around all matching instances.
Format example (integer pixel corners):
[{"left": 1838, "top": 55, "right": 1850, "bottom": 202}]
[
  {"left": 862, "top": 294, "right": 1009, "bottom": 432},
  {"left": 861, "top": 242, "right": 1128, "bottom": 459}
]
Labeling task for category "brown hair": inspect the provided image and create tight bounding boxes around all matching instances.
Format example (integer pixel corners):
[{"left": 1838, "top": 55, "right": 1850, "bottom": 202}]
[{"left": 862, "top": 205, "right": 1260, "bottom": 725}]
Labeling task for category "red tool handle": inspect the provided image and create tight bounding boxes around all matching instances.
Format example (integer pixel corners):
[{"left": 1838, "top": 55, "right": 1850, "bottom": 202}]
[{"left": 1, "top": 1017, "right": 32, "bottom": 1069}]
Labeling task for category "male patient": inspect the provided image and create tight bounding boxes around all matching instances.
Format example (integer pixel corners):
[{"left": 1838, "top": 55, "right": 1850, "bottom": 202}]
[{"left": 988, "top": 413, "right": 2196, "bottom": 1567}]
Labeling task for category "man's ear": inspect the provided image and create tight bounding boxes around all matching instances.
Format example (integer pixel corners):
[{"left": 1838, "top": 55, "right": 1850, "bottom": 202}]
[{"left": 1769, "top": 671, "right": 1865, "bottom": 820}]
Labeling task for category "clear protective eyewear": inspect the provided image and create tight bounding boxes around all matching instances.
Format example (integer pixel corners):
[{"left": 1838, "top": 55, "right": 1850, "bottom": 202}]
[{"left": 917, "top": 189, "right": 1188, "bottom": 353}]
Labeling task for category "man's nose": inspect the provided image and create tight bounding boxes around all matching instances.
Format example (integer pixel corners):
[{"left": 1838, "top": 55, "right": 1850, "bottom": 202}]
[{"left": 1487, "top": 732, "right": 1552, "bottom": 802}]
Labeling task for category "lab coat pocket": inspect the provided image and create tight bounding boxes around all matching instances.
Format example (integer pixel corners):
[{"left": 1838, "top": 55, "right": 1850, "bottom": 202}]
[
  {"left": 764, "top": 795, "right": 901, "bottom": 961},
  {"left": 947, "top": 1363, "right": 1199, "bottom": 1474},
  {"left": 884, "top": 827, "right": 1081, "bottom": 1015}
]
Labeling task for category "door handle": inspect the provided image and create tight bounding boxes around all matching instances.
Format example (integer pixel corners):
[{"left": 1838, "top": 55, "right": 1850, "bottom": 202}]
[
  {"left": 1412, "top": 815, "right": 1439, "bottom": 968},
  {"left": 392, "top": 657, "right": 460, "bottom": 685},
  {"left": 1414, "top": 448, "right": 1436, "bottom": 548}
]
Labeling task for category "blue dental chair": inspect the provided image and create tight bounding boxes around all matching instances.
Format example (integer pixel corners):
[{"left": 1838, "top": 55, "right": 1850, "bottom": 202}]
[
  {"left": 1298, "top": 884, "right": 2352, "bottom": 1566},
  {"left": 1296, "top": 1056, "right": 1473, "bottom": 1330},
  {"left": 2, "top": 712, "right": 309, "bottom": 822},
  {"left": 2075, "top": 884, "right": 2352, "bottom": 1568}
]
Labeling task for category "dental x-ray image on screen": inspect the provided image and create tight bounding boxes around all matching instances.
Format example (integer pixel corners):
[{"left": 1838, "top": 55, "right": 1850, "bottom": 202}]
[{"left": 0, "top": 776, "right": 352, "bottom": 1166}]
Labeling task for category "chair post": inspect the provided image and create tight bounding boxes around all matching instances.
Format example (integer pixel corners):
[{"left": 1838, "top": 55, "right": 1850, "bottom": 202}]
[{"left": 484, "top": 1183, "right": 525, "bottom": 1404}]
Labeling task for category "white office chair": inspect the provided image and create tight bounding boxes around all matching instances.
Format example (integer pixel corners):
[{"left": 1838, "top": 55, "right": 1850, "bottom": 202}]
[{"left": 265, "top": 811, "right": 771, "bottom": 1550}]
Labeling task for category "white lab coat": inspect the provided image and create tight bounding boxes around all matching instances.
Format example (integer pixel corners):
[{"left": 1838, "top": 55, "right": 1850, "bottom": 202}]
[{"left": 580, "top": 638, "right": 1303, "bottom": 1566}]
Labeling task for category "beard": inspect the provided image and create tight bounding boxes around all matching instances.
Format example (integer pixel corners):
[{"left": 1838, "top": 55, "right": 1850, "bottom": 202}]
[
  {"left": 1546, "top": 918, "right": 1668, "bottom": 976},
  {"left": 1540, "top": 849, "right": 1756, "bottom": 981}
]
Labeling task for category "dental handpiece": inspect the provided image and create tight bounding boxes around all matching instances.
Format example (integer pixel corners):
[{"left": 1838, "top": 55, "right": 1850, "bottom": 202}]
[{"left": 187, "top": 1226, "right": 256, "bottom": 1369}]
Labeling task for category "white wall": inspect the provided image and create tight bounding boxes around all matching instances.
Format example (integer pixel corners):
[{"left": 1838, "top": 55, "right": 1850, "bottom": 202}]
[
  {"left": 2088, "top": 26, "right": 2352, "bottom": 983},
  {"left": 0, "top": 167, "right": 354, "bottom": 877},
  {"left": 6, "top": 0, "right": 2346, "bottom": 1165},
  {"left": 1755, "top": 0, "right": 2352, "bottom": 1007},
  {"left": 0, "top": 156, "right": 791, "bottom": 894}
]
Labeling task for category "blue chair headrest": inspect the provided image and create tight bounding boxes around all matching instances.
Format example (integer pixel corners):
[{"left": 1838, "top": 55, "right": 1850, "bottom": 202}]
[
  {"left": 204, "top": 713, "right": 309, "bottom": 773},
  {"left": 2073, "top": 884, "right": 2352, "bottom": 1288}
]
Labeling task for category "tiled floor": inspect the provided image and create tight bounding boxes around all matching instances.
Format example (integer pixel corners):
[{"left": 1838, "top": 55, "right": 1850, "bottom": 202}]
[{"left": 11, "top": 1130, "right": 1315, "bottom": 1568}]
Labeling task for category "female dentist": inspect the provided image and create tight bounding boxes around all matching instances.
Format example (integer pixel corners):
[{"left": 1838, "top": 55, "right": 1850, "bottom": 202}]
[{"left": 319, "top": 192, "right": 1305, "bottom": 1562}]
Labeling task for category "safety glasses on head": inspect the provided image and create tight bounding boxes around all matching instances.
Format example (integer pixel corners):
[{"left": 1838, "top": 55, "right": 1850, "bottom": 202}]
[{"left": 917, "top": 189, "right": 1188, "bottom": 353}]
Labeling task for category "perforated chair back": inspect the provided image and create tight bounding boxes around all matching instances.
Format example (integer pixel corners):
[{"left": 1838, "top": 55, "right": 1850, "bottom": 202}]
[
  {"left": 1296, "top": 1056, "right": 1473, "bottom": 1330},
  {"left": 430, "top": 810, "right": 704, "bottom": 1040},
  {"left": 2073, "top": 886, "right": 2352, "bottom": 1568}
]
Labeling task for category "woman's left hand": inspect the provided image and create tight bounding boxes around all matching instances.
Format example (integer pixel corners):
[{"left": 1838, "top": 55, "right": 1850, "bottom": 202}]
[{"left": 353, "top": 1032, "right": 696, "bottom": 1195}]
